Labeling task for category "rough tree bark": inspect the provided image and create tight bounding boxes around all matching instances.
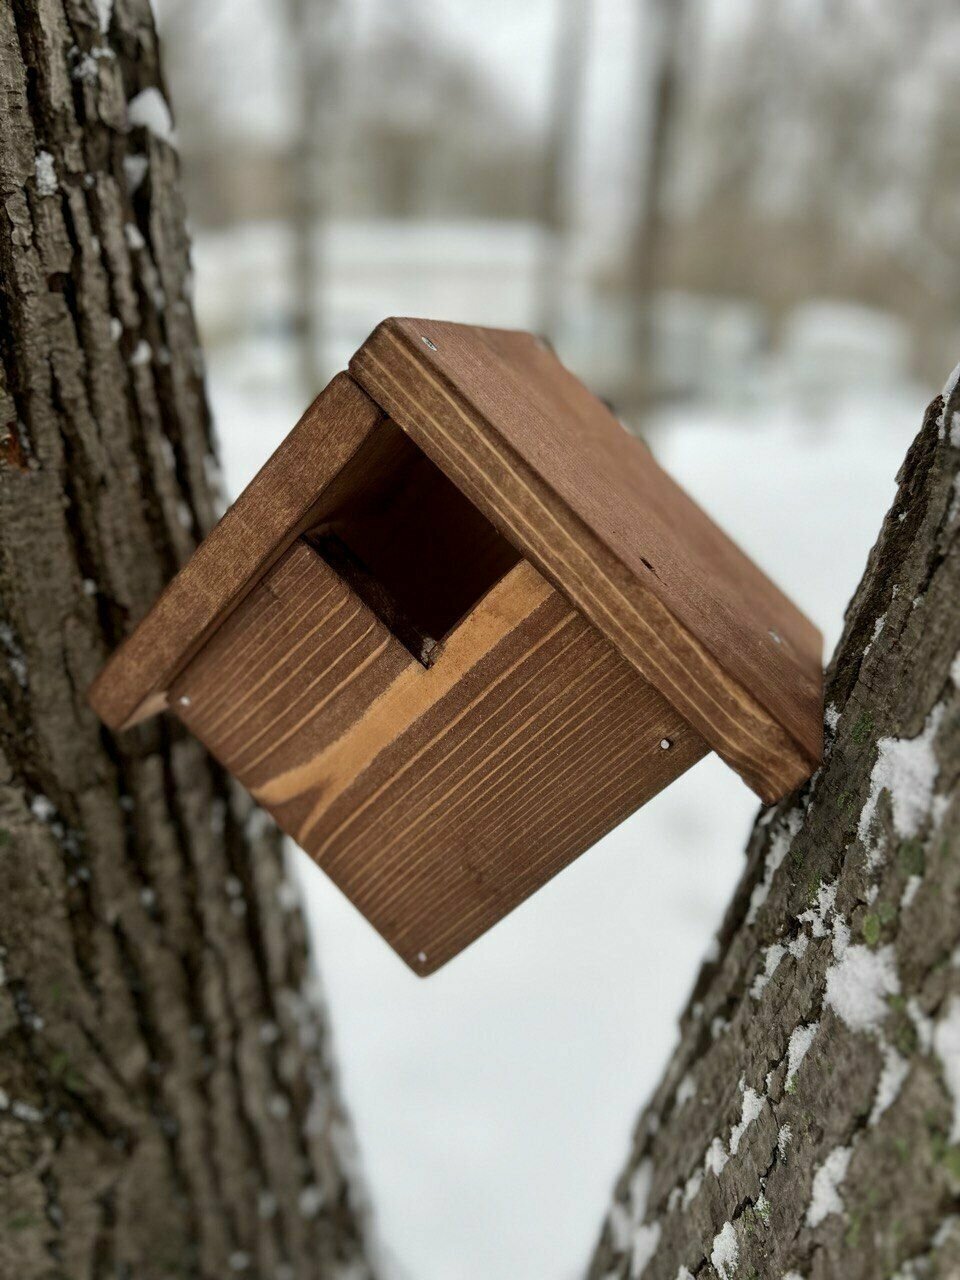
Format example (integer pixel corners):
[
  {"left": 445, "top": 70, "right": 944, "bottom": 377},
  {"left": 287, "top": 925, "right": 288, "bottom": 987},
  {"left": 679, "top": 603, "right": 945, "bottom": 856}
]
[
  {"left": 588, "top": 385, "right": 960, "bottom": 1278},
  {"left": 0, "top": 4, "right": 374, "bottom": 1278}
]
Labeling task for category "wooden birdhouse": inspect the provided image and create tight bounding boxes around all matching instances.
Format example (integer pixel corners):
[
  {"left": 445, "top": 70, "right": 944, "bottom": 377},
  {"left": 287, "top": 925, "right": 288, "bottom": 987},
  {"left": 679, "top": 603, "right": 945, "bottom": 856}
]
[{"left": 90, "top": 319, "right": 823, "bottom": 974}]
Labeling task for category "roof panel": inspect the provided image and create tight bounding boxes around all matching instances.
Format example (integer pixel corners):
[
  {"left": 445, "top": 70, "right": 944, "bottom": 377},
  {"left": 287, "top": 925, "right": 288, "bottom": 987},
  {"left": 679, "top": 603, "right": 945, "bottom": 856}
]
[{"left": 349, "top": 317, "right": 822, "bottom": 802}]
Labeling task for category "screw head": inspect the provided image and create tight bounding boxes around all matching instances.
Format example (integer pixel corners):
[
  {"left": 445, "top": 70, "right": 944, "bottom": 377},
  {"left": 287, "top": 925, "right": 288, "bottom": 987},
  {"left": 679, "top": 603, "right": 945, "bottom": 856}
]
[
  {"left": 659, "top": 738, "right": 672, "bottom": 750},
  {"left": 420, "top": 336, "right": 437, "bottom": 351}
]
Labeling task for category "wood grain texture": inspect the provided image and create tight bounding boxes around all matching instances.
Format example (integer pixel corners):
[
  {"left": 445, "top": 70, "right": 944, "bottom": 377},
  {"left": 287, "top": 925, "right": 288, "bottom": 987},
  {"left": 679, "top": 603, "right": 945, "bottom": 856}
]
[
  {"left": 348, "top": 317, "right": 824, "bottom": 802},
  {"left": 88, "top": 372, "right": 382, "bottom": 729},
  {"left": 171, "top": 541, "right": 707, "bottom": 972}
]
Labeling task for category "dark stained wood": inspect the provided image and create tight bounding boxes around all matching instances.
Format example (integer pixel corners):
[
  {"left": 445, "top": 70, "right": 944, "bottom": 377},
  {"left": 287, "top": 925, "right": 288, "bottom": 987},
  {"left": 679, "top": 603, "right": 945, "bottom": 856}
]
[
  {"left": 171, "top": 541, "right": 707, "bottom": 972},
  {"left": 348, "top": 317, "right": 824, "bottom": 802},
  {"left": 88, "top": 373, "right": 383, "bottom": 729}
]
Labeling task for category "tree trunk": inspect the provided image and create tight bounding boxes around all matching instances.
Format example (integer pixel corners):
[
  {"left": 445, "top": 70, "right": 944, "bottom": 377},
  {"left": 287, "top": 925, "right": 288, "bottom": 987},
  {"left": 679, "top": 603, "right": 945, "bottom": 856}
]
[
  {"left": 620, "top": 0, "right": 687, "bottom": 415},
  {"left": 286, "top": 0, "right": 339, "bottom": 396},
  {"left": 0, "top": 4, "right": 374, "bottom": 1278},
  {"left": 588, "top": 383, "right": 960, "bottom": 1278},
  {"left": 536, "top": 0, "right": 588, "bottom": 344}
]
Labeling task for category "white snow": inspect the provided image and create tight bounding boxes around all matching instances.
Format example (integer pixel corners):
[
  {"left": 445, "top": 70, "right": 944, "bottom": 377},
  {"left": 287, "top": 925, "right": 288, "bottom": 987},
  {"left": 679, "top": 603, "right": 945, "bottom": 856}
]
[
  {"left": 124, "top": 154, "right": 149, "bottom": 192},
  {"left": 30, "top": 795, "right": 55, "bottom": 821},
  {"left": 787, "top": 933, "right": 809, "bottom": 960},
  {"left": 824, "top": 944, "right": 899, "bottom": 1033},
  {"left": 858, "top": 706, "right": 944, "bottom": 845},
  {"left": 73, "top": 53, "right": 99, "bottom": 84},
  {"left": 777, "top": 1124, "right": 792, "bottom": 1159},
  {"left": 907, "top": 997, "right": 934, "bottom": 1053},
  {"left": 630, "top": 1222, "right": 661, "bottom": 1276},
  {"left": 627, "top": 1158, "right": 653, "bottom": 1222},
  {"left": 863, "top": 612, "right": 886, "bottom": 657},
  {"left": 34, "top": 151, "right": 57, "bottom": 196},
  {"left": 831, "top": 914, "right": 851, "bottom": 959},
  {"left": 824, "top": 704, "right": 840, "bottom": 732},
  {"left": 705, "top": 1137, "right": 728, "bottom": 1177},
  {"left": 746, "top": 810, "right": 803, "bottom": 924},
  {"left": 109, "top": 317, "right": 123, "bottom": 341},
  {"left": 0, "top": 622, "right": 28, "bottom": 688},
  {"left": 607, "top": 1201, "right": 631, "bottom": 1253},
  {"left": 128, "top": 87, "right": 175, "bottom": 143},
  {"left": 933, "top": 996, "right": 960, "bottom": 1142},
  {"left": 710, "top": 1221, "right": 739, "bottom": 1280},
  {"left": 805, "top": 1145, "right": 852, "bottom": 1226},
  {"left": 900, "top": 874, "right": 922, "bottom": 908},
  {"left": 267, "top": 1093, "right": 290, "bottom": 1120},
  {"left": 750, "top": 943, "right": 787, "bottom": 999},
  {"left": 676, "top": 1073, "right": 697, "bottom": 1106},
  {"left": 276, "top": 879, "right": 298, "bottom": 912},
  {"left": 869, "top": 1043, "right": 909, "bottom": 1124},
  {"left": 729, "top": 1087, "right": 764, "bottom": 1156},
  {"left": 941, "top": 360, "right": 960, "bottom": 410},
  {"left": 298, "top": 1184, "right": 323, "bottom": 1218},
  {"left": 124, "top": 223, "right": 146, "bottom": 250},
  {"left": 682, "top": 1168, "right": 703, "bottom": 1206},
  {"left": 93, "top": 0, "right": 112, "bottom": 33},
  {"left": 798, "top": 880, "right": 838, "bottom": 939},
  {"left": 11, "top": 1100, "right": 43, "bottom": 1123},
  {"left": 785, "top": 1022, "right": 819, "bottom": 1088},
  {"left": 129, "top": 340, "right": 152, "bottom": 367}
]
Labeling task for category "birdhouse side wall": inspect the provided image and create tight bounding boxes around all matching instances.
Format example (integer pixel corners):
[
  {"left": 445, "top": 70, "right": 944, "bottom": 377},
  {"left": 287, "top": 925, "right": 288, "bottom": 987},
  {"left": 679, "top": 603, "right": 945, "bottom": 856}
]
[{"left": 170, "top": 539, "right": 707, "bottom": 972}]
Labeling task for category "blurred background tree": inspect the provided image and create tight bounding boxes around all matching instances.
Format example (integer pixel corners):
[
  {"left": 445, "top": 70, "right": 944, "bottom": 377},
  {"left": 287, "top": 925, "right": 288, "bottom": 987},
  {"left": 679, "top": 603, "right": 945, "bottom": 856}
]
[{"left": 156, "top": 0, "right": 960, "bottom": 426}]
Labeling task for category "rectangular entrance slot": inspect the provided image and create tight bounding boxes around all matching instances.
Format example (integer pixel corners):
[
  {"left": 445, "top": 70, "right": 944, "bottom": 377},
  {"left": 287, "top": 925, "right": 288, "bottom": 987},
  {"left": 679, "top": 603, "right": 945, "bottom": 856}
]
[{"left": 304, "top": 419, "right": 521, "bottom": 665}]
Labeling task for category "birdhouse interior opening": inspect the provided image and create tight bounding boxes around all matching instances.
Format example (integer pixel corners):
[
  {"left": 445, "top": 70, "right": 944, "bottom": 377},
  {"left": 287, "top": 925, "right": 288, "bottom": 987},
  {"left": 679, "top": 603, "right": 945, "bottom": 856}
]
[{"left": 304, "top": 418, "right": 521, "bottom": 666}]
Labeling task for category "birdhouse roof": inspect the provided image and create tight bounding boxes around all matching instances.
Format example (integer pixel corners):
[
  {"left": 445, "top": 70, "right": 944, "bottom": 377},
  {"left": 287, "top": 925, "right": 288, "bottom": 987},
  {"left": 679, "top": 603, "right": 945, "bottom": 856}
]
[{"left": 90, "top": 318, "right": 822, "bottom": 803}]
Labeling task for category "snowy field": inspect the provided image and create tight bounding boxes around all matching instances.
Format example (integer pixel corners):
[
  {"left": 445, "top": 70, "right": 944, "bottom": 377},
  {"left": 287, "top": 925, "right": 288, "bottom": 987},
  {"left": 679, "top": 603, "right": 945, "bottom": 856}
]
[{"left": 195, "top": 222, "right": 931, "bottom": 1280}]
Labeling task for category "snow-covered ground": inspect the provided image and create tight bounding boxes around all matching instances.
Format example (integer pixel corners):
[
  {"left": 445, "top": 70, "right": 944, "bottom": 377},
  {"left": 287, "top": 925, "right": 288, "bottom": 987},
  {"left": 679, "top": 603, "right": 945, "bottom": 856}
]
[{"left": 195, "top": 222, "right": 930, "bottom": 1280}]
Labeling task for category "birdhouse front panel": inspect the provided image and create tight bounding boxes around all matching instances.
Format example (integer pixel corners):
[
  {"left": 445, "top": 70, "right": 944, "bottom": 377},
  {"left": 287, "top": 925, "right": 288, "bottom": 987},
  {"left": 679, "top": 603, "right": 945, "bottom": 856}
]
[
  {"left": 168, "top": 424, "right": 706, "bottom": 972},
  {"left": 89, "top": 318, "right": 823, "bottom": 974}
]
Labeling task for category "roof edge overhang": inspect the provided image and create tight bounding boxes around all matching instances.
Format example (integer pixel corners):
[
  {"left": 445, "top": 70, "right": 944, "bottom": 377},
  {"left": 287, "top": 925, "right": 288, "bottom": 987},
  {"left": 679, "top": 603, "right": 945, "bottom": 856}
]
[{"left": 88, "top": 373, "right": 384, "bottom": 731}]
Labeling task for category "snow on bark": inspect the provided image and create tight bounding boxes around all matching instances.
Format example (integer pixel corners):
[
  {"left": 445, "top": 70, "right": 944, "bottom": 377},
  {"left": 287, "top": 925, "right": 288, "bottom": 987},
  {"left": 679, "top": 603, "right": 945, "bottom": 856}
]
[
  {"left": 823, "top": 943, "right": 900, "bottom": 1032},
  {"left": 127, "top": 86, "right": 175, "bottom": 143},
  {"left": 806, "top": 1146, "right": 853, "bottom": 1226},
  {"left": 710, "top": 1222, "right": 738, "bottom": 1280},
  {"left": 589, "top": 391, "right": 960, "bottom": 1279}
]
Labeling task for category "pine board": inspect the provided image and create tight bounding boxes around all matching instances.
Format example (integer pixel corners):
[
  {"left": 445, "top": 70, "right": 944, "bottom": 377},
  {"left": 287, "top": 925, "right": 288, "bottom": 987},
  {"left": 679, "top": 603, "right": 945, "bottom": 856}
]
[
  {"left": 170, "top": 541, "right": 707, "bottom": 972},
  {"left": 88, "top": 373, "right": 383, "bottom": 729}
]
